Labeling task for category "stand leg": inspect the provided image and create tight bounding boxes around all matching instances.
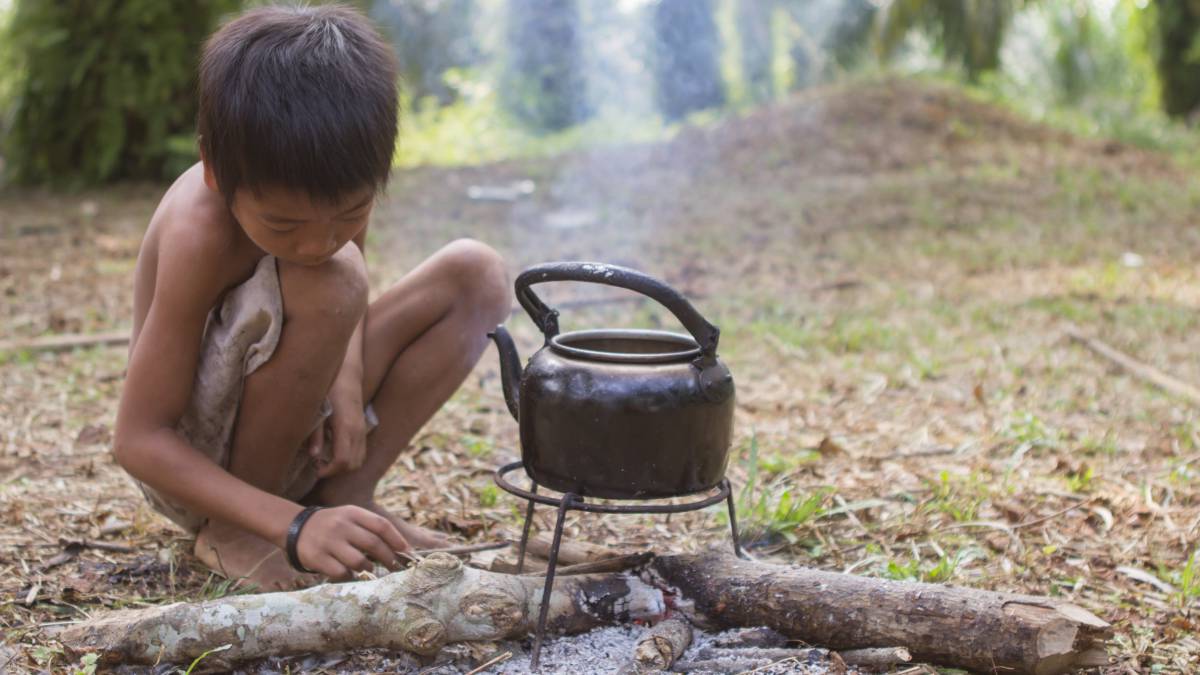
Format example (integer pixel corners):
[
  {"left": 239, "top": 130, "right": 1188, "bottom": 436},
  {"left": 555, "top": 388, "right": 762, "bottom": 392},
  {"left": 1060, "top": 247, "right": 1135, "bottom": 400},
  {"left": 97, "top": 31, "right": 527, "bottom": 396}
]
[
  {"left": 516, "top": 482, "right": 538, "bottom": 574},
  {"left": 530, "top": 492, "right": 578, "bottom": 670},
  {"left": 723, "top": 479, "right": 746, "bottom": 559}
]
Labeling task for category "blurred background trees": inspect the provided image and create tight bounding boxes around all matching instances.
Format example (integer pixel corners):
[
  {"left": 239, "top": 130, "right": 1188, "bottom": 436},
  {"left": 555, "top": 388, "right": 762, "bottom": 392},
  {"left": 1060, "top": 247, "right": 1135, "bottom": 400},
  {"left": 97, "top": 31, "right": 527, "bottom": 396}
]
[
  {"left": 501, "top": 0, "right": 589, "bottom": 131},
  {"left": 1149, "top": 0, "right": 1200, "bottom": 118},
  {"left": 1, "top": 0, "right": 239, "bottom": 185},
  {"left": 4, "top": 0, "right": 1200, "bottom": 186}
]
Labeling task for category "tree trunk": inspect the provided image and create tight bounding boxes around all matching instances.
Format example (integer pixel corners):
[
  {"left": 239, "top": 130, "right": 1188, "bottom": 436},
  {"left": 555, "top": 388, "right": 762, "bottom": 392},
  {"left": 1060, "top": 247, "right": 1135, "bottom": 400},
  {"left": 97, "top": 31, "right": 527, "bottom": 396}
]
[
  {"left": 502, "top": 0, "right": 589, "bottom": 130},
  {"left": 652, "top": 0, "right": 725, "bottom": 120},
  {"left": 651, "top": 552, "right": 1111, "bottom": 675},
  {"left": 1153, "top": 0, "right": 1200, "bottom": 118},
  {"left": 737, "top": 0, "right": 775, "bottom": 103}
]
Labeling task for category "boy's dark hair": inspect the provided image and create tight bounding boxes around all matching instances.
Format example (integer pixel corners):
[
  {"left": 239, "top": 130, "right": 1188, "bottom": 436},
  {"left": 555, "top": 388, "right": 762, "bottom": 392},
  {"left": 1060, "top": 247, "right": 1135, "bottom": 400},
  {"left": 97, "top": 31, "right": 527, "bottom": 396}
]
[{"left": 198, "top": 4, "right": 398, "bottom": 203}]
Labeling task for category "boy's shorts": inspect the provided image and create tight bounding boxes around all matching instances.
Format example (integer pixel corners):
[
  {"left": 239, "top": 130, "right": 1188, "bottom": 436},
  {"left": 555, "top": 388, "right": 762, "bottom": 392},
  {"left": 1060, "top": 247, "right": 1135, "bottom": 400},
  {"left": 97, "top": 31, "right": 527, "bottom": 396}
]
[{"left": 135, "top": 255, "right": 378, "bottom": 533}]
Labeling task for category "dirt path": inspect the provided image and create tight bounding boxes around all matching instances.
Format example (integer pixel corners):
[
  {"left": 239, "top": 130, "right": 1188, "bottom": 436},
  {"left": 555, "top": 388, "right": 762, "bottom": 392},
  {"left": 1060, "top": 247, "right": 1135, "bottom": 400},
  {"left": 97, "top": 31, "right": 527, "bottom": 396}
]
[{"left": 1, "top": 79, "right": 1197, "bottom": 673}]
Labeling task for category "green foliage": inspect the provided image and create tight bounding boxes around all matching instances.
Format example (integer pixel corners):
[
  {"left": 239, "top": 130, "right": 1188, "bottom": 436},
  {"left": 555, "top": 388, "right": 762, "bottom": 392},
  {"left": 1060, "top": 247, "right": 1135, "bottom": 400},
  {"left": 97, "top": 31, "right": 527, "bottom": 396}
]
[
  {"left": 1145, "top": 0, "right": 1200, "bottom": 117},
  {"left": 371, "top": 0, "right": 479, "bottom": 105},
  {"left": 394, "top": 80, "right": 671, "bottom": 167},
  {"left": 879, "top": 0, "right": 1029, "bottom": 81},
  {"left": 3, "top": 0, "right": 239, "bottom": 186},
  {"left": 74, "top": 653, "right": 99, "bottom": 675}
]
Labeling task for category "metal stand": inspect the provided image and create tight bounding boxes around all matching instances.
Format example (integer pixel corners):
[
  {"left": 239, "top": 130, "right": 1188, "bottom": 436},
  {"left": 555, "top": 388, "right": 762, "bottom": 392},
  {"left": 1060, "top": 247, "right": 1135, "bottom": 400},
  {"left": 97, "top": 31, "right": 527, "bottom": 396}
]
[{"left": 494, "top": 461, "right": 745, "bottom": 670}]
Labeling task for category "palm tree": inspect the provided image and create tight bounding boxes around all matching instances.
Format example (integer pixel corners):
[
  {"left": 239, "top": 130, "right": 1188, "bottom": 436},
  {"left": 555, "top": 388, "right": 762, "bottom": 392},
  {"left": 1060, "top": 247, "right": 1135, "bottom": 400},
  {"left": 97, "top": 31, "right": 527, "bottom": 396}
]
[
  {"left": 652, "top": 0, "right": 725, "bottom": 120},
  {"left": 502, "top": 0, "right": 590, "bottom": 131},
  {"left": 1147, "top": 0, "right": 1200, "bottom": 118},
  {"left": 877, "top": 0, "right": 1031, "bottom": 82},
  {"left": 737, "top": 0, "right": 776, "bottom": 103}
]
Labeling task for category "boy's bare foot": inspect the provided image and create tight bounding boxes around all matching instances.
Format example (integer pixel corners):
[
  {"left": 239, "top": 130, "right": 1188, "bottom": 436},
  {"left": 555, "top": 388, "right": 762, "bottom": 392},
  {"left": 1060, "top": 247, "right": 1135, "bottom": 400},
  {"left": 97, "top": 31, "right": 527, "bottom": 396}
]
[
  {"left": 194, "top": 520, "right": 319, "bottom": 591},
  {"left": 364, "top": 501, "right": 450, "bottom": 550}
]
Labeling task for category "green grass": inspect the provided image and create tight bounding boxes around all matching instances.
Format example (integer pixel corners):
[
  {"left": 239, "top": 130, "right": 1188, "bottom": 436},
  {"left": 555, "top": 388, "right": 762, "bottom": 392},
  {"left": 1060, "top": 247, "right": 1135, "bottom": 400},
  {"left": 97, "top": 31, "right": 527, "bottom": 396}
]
[
  {"left": 478, "top": 484, "right": 499, "bottom": 508},
  {"left": 879, "top": 545, "right": 988, "bottom": 584},
  {"left": 923, "top": 470, "right": 995, "bottom": 523},
  {"left": 460, "top": 434, "right": 494, "bottom": 458},
  {"left": 732, "top": 434, "right": 830, "bottom": 545}
]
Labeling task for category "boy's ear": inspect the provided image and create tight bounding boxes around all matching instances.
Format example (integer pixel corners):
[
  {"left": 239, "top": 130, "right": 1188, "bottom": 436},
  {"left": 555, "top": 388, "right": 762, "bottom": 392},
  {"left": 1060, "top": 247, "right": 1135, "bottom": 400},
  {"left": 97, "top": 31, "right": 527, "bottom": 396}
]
[{"left": 199, "top": 148, "right": 219, "bottom": 193}]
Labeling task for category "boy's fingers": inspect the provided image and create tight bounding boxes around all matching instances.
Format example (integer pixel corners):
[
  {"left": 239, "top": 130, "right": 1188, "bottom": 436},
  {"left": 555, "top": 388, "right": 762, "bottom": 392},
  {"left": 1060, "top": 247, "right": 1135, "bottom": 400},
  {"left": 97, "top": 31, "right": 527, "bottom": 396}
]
[
  {"left": 316, "top": 555, "right": 349, "bottom": 581},
  {"left": 350, "top": 525, "right": 397, "bottom": 568},
  {"left": 336, "top": 545, "right": 372, "bottom": 574},
  {"left": 376, "top": 520, "right": 412, "bottom": 554},
  {"left": 318, "top": 457, "right": 349, "bottom": 478},
  {"left": 307, "top": 428, "right": 322, "bottom": 457},
  {"left": 354, "top": 511, "right": 411, "bottom": 552}
]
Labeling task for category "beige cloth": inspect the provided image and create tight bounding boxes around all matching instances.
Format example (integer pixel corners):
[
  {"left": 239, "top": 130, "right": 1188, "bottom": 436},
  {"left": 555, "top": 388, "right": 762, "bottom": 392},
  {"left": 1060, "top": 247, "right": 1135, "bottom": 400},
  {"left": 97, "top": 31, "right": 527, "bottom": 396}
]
[{"left": 136, "top": 255, "right": 378, "bottom": 533}]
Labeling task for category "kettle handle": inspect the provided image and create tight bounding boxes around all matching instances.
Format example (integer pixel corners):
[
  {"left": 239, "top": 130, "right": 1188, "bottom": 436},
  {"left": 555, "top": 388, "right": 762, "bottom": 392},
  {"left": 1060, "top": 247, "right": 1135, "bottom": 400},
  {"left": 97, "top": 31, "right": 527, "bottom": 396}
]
[{"left": 515, "top": 261, "right": 720, "bottom": 358}]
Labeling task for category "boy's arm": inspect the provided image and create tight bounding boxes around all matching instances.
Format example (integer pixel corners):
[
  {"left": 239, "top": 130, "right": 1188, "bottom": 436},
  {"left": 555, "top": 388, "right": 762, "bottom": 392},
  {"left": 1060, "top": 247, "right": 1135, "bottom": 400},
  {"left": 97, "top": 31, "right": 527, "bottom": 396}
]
[
  {"left": 113, "top": 230, "right": 304, "bottom": 546},
  {"left": 116, "top": 219, "right": 408, "bottom": 576},
  {"left": 319, "top": 224, "right": 369, "bottom": 477}
]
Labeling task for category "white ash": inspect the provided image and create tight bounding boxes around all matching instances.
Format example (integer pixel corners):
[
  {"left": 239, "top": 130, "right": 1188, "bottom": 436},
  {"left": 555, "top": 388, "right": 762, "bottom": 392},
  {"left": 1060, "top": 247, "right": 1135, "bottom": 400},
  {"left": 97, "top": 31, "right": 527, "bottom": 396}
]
[{"left": 481, "top": 625, "right": 851, "bottom": 674}]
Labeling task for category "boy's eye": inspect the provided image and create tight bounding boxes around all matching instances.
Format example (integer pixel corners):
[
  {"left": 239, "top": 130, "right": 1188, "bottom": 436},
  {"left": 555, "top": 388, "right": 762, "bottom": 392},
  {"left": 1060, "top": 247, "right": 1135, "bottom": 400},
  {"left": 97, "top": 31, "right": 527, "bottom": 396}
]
[
  {"left": 338, "top": 209, "right": 370, "bottom": 222},
  {"left": 263, "top": 218, "right": 301, "bottom": 233}
]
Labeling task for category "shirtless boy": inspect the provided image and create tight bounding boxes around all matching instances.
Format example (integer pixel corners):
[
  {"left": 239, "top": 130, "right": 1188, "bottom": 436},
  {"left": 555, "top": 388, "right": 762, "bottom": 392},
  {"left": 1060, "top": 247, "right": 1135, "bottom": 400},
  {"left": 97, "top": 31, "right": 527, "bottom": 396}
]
[{"left": 113, "top": 5, "right": 509, "bottom": 590}]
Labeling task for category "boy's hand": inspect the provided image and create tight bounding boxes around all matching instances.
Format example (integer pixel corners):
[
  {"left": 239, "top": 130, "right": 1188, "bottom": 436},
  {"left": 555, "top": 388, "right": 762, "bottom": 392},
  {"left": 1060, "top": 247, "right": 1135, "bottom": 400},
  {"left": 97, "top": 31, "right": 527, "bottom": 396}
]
[
  {"left": 313, "top": 389, "right": 367, "bottom": 478},
  {"left": 295, "top": 505, "right": 410, "bottom": 579}
]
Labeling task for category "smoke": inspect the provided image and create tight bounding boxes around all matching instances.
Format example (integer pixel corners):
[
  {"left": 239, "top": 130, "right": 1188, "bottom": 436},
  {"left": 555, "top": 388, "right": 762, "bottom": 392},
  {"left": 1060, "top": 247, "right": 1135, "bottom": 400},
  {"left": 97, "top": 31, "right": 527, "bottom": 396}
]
[{"left": 364, "top": 1, "right": 868, "bottom": 286}]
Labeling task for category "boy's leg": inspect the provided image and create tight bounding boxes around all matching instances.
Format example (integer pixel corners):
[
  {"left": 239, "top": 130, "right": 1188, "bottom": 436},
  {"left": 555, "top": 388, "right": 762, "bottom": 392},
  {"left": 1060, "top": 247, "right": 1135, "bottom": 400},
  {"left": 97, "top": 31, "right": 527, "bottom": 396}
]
[
  {"left": 194, "top": 246, "right": 368, "bottom": 590},
  {"left": 310, "top": 239, "right": 510, "bottom": 545}
]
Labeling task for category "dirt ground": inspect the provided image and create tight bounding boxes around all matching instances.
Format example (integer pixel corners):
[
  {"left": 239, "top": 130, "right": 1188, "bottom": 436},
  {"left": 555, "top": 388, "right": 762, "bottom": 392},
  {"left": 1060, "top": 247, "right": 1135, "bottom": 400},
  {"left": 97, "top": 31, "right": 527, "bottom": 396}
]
[{"left": 1, "top": 78, "right": 1197, "bottom": 673}]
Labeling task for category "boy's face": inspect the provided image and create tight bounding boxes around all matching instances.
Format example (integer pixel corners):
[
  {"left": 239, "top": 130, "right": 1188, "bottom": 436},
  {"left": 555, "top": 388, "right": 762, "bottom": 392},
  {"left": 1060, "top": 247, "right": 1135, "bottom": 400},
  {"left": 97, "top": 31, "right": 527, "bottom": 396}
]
[{"left": 204, "top": 162, "right": 373, "bottom": 266}]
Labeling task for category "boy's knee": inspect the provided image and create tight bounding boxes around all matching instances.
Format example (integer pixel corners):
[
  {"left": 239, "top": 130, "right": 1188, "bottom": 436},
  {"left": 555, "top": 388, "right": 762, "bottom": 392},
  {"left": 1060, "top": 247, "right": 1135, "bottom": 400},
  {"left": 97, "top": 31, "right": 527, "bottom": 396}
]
[
  {"left": 278, "top": 245, "right": 369, "bottom": 328},
  {"left": 439, "top": 239, "right": 510, "bottom": 322}
]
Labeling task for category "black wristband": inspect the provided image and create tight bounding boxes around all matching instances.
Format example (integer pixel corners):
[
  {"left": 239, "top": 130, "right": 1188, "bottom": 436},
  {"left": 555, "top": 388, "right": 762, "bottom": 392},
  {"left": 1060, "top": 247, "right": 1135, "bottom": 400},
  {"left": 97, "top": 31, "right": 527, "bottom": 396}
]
[{"left": 285, "top": 506, "right": 324, "bottom": 574}]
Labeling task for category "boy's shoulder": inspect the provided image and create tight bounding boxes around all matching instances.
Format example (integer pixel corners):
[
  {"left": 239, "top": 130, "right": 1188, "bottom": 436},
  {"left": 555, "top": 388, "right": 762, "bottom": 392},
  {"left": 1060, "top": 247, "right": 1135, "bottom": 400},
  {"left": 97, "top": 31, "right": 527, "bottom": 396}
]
[
  {"left": 138, "top": 164, "right": 261, "bottom": 317},
  {"left": 153, "top": 163, "right": 244, "bottom": 262}
]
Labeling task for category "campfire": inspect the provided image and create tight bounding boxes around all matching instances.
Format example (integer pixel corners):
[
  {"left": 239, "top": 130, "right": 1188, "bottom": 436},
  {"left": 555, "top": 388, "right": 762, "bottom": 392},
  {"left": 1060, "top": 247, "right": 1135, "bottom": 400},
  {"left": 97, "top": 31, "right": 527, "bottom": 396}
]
[{"left": 487, "top": 261, "right": 743, "bottom": 667}]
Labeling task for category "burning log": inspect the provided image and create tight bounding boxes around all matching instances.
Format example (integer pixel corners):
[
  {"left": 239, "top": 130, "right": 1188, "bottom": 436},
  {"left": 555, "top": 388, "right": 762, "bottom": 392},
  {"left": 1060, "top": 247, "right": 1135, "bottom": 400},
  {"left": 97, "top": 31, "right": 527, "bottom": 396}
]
[
  {"left": 651, "top": 552, "right": 1111, "bottom": 674},
  {"left": 60, "top": 552, "right": 1111, "bottom": 674},
  {"left": 631, "top": 618, "right": 692, "bottom": 672},
  {"left": 60, "top": 553, "right": 663, "bottom": 669}
]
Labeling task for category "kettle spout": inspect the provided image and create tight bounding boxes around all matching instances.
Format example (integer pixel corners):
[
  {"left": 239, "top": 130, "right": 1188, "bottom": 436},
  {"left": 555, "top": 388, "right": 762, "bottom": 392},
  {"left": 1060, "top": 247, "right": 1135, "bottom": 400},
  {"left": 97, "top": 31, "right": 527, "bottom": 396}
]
[{"left": 488, "top": 325, "right": 521, "bottom": 420}]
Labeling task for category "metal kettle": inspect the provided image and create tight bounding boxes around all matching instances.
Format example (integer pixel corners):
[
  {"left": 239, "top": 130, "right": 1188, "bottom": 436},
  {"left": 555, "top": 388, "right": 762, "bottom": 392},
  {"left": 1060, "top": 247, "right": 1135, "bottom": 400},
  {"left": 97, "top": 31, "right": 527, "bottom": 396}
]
[{"left": 489, "top": 262, "right": 735, "bottom": 499}]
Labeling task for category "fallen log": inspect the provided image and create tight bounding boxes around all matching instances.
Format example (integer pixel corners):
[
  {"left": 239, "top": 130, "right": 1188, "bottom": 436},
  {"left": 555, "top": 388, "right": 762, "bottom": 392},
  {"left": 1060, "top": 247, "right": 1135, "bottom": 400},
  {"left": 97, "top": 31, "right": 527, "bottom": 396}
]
[
  {"left": 61, "top": 553, "right": 664, "bottom": 669},
  {"left": 526, "top": 532, "right": 627, "bottom": 565},
  {"left": 60, "top": 551, "right": 1112, "bottom": 673},
  {"left": 651, "top": 552, "right": 1111, "bottom": 674}
]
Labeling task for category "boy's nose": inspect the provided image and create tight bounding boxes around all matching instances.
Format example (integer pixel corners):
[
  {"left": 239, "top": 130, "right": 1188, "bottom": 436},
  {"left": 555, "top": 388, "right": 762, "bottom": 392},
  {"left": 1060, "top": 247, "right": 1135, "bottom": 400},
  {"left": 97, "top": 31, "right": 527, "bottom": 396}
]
[{"left": 298, "top": 232, "right": 338, "bottom": 258}]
